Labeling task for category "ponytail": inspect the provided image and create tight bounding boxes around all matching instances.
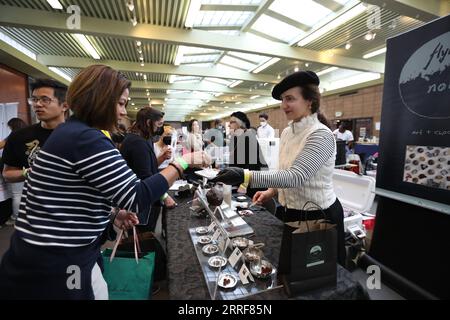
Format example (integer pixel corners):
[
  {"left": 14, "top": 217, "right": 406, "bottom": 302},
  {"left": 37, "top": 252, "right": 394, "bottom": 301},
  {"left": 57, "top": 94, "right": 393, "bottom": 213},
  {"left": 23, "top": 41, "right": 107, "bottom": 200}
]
[{"left": 301, "top": 85, "right": 330, "bottom": 128}]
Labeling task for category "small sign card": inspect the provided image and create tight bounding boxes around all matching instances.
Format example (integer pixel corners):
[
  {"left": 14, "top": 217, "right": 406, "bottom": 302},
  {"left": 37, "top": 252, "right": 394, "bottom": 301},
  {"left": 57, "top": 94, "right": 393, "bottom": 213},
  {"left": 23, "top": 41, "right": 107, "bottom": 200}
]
[
  {"left": 238, "top": 263, "right": 254, "bottom": 284},
  {"left": 228, "top": 247, "right": 243, "bottom": 268},
  {"left": 212, "top": 228, "right": 221, "bottom": 241},
  {"left": 207, "top": 222, "right": 216, "bottom": 233}
]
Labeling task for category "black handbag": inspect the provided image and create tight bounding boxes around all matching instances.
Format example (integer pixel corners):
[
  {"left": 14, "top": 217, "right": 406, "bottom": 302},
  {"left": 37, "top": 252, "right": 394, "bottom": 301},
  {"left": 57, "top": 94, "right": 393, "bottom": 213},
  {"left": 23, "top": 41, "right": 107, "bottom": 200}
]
[{"left": 278, "top": 202, "right": 337, "bottom": 296}]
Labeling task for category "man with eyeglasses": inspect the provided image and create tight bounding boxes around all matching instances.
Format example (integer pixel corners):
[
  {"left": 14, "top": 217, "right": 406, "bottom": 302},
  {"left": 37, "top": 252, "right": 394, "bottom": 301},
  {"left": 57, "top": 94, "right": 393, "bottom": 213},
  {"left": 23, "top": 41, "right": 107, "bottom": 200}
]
[{"left": 2, "top": 79, "right": 67, "bottom": 225}]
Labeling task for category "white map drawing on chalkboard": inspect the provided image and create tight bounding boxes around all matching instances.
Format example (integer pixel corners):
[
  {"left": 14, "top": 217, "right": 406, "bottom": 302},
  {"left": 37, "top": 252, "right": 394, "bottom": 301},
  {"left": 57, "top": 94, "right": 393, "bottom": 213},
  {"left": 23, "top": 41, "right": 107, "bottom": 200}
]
[
  {"left": 403, "top": 145, "right": 450, "bottom": 190},
  {"left": 399, "top": 31, "right": 450, "bottom": 119}
]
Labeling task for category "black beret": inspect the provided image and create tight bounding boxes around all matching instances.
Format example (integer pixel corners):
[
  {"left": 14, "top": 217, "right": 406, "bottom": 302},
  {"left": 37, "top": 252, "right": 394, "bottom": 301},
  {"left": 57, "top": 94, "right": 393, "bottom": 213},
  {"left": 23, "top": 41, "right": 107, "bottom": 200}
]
[
  {"left": 230, "top": 111, "right": 251, "bottom": 129},
  {"left": 272, "top": 71, "right": 320, "bottom": 100}
]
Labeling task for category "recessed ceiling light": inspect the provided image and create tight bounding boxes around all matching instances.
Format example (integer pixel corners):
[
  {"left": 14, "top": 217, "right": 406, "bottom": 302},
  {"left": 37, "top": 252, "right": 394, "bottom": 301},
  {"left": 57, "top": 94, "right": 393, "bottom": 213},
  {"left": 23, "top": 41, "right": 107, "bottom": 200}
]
[
  {"left": 365, "top": 31, "right": 376, "bottom": 41},
  {"left": 73, "top": 34, "right": 100, "bottom": 59},
  {"left": 345, "top": 42, "right": 352, "bottom": 50},
  {"left": 127, "top": 0, "right": 135, "bottom": 11},
  {"left": 46, "top": 0, "right": 63, "bottom": 10},
  {"left": 136, "top": 41, "right": 142, "bottom": 47},
  {"left": 363, "top": 47, "right": 387, "bottom": 59}
]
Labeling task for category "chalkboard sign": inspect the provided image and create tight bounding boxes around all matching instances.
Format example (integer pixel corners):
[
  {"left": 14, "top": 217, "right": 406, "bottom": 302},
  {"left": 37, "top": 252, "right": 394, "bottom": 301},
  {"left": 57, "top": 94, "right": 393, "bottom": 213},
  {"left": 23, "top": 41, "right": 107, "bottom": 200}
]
[{"left": 377, "top": 15, "right": 450, "bottom": 205}]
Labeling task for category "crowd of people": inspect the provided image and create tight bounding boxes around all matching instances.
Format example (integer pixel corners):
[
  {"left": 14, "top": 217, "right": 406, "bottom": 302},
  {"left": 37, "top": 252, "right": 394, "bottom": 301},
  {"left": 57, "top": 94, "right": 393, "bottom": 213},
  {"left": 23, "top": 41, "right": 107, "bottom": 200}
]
[{"left": 0, "top": 65, "right": 350, "bottom": 299}]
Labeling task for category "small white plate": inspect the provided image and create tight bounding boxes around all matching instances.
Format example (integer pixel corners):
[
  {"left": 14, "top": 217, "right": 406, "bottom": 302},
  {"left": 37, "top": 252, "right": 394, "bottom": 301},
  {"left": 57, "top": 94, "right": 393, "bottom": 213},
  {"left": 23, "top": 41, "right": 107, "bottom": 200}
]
[
  {"left": 202, "top": 244, "right": 219, "bottom": 255},
  {"left": 218, "top": 273, "right": 238, "bottom": 289},
  {"left": 195, "top": 226, "right": 209, "bottom": 235},
  {"left": 231, "top": 237, "right": 249, "bottom": 249},
  {"left": 198, "top": 235, "right": 212, "bottom": 245},
  {"left": 208, "top": 256, "right": 227, "bottom": 268}
]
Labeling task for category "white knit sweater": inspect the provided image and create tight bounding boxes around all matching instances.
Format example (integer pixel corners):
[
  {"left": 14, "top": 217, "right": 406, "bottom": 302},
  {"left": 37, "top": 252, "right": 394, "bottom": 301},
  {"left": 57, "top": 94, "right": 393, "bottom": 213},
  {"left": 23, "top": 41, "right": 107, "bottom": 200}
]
[{"left": 251, "top": 113, "right": 337, "bottom": 210}]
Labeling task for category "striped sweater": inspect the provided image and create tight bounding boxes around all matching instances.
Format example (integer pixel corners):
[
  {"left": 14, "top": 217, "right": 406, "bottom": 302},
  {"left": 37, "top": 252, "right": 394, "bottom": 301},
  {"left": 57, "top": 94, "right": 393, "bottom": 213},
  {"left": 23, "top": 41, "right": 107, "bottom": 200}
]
[
  {"left": 251, "top": 113, "right": 337, "bottom": 210},
  {"left": 15, "top": 118, "right": 168, "bottom": 247}
]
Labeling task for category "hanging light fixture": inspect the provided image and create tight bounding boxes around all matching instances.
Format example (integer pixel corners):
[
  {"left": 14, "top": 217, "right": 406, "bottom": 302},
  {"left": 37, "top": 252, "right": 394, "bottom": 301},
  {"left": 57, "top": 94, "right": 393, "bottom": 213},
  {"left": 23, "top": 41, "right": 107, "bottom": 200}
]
[
  {"left": 365, "top": 31, "right": 376, "bottom": 41},
  {"left": 126, "top": 0, "right": 135, "bottom": 12}
]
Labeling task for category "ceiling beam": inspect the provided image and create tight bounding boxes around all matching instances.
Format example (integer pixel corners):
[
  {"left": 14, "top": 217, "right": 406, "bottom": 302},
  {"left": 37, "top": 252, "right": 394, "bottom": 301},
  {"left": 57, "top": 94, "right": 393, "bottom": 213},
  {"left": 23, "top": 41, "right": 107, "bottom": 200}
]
[
  {"left": 200, "top": 4, "right": 259, "bottom": 11},
  {"left": 194, "top": 26, "right": 241, "bottom": 31},
  {"left": 36, "top": 55, "right": 279, "bottom": 83},
  {"left": 314, "top": 0, "right": 344, "bottom": 12},
  {"left": 361, "top": 0, "right": 442, "bottom": 22},
  {"left": 0, "top": 5, "right": 384, "bottom": 73},
  {"left": 0, "top": 40, "right": 69, "bottom": 85},
  {"left": 265, "top": 9, "right": 310, "bottom": 32},
  {"left": 130, "top": 94, "right": 265, "bottom": 103},
  {"left": 241, "top": 0, "right": 276, "bottom": 32},
  {"left": 131, "top": 81, "right": 270, "bottom": 96}
]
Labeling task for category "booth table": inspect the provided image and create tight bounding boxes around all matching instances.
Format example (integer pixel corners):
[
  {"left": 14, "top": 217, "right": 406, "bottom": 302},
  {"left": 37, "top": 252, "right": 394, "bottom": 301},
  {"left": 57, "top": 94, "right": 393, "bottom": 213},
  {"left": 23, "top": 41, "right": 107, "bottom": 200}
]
[
  {"left": 165, "top": 192, "right": 369, "bottom": 300},
  {"left": 354, "top": 143, "right": 379, "bottom": 164}
]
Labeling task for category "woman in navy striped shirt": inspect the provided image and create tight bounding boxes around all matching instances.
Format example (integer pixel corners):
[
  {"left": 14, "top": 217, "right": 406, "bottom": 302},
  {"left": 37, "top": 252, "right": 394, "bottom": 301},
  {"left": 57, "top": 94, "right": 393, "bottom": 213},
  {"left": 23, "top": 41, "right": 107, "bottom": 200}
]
[{"left": 0, "top": 65, "right": 208, "bottom": 299}]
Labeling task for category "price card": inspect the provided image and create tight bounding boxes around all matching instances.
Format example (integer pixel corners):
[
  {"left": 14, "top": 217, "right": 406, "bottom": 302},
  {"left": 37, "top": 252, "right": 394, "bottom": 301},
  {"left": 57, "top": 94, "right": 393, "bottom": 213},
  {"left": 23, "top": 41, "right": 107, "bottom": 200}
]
[
  {"left": 238, "top": 263, "right": 253, "bottom": 285},
  {"left": 228, "top": 247, "right": 243, "bottom": 268},
  {"left": 212, "top": 228, "right": 221, "bottom": 241},
  {"left": 207, "top": 222, "right": 216, "bottom": 232}
]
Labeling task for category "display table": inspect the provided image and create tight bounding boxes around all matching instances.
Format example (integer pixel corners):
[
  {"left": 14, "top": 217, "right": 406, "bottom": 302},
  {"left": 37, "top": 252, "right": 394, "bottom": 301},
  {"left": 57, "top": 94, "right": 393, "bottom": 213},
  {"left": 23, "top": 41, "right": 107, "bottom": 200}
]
[
  {"left": 354, "top": 143, "right": 379, "bottom": 163},
  {"left": 165, "top": 192, "right": 369, "bottom": 300}
]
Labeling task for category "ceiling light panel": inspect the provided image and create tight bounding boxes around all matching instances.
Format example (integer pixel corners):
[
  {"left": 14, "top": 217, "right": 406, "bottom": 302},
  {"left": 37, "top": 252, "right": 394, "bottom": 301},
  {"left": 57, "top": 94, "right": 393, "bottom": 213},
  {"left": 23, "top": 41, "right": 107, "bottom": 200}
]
[
  {"left": 220, "top": 55, "right": 257, "bottom": 70},
  {"left": 182, "top": 54, "right": 220, "bottom": 64},
  {"left": 182, "top": 63, "right": 215, "bottom": 68},
  {"left": 209, "top": 30, "right": 241, "bottom": 36},
  {"left": 195, "top": 11, "right": 252, "bottom": 27},
  {"left": 251, "top": 14, "right": 305, "bottom": 43},
  {"left": 269, "top": 0, "right": 332, "bottom": 27},
  {"left": 204, "top": 77, "right": 234, "bottom": 86},
  {"left": 173, "top": 76, "right": 202, "bottom": 83},
  {"left": 201, "top": 0, "right": 262, "bottom": 4},
  {"left": 228, "top": 51, "right": 268, "bottom": 64}
]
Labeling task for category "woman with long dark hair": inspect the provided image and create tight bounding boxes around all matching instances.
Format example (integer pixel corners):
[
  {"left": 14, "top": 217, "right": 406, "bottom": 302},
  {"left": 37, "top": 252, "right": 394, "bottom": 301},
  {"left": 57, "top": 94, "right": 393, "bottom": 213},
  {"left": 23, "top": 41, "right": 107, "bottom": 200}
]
[
  {"left": 120, "top": 107, "right": 177, "bottom": 230},
  {"left": 0, "top": 65, "right": 208, "bottom": 299}
]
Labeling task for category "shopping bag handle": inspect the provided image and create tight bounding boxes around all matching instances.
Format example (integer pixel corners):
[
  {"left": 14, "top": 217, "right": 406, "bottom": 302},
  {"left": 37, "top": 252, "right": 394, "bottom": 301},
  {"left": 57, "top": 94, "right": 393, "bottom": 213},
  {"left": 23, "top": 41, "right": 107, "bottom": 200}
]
[
  {"left": 110, "top": 226, "right": 141, "bottom": 264},
  {"left": 298, "top": 201, "right": 330, "bottom": 232}
]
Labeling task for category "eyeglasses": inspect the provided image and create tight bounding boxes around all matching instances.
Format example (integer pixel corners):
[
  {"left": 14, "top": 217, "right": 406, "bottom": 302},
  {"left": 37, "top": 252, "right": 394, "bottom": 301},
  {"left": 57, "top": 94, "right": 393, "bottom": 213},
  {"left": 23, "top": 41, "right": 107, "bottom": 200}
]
[{"left": 27, "top": 96, "right": 58, "bottom": 106}]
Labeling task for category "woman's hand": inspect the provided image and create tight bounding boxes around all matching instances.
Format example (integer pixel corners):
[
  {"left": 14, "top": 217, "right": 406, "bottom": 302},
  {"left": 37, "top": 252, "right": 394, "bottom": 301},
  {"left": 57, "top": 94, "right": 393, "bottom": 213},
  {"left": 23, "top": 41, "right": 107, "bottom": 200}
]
[
  {"left": 157, "top": 146, "right": 172, "bottom": 165},
  {"left": 113, "top": 209, "right": 139, "bottom": 230},
  {"left": 164, "top": 195, "right": 177, "bottom": 209},
  {"left": 182, "top": 151, "right": 211, "bottom": 168},
  {"left": 210, "top": 167, "right": 244, "bottom": 186},
  {"left": 252, "top": 188, "right": 276, "bottom": 205}
]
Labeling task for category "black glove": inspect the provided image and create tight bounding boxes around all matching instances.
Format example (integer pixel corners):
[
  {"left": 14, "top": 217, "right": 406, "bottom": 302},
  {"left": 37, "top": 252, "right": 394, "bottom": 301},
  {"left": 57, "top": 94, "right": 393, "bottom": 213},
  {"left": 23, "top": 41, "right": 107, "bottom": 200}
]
[{"left": 211, "top": 167, "right": 245, "bottom": 186}]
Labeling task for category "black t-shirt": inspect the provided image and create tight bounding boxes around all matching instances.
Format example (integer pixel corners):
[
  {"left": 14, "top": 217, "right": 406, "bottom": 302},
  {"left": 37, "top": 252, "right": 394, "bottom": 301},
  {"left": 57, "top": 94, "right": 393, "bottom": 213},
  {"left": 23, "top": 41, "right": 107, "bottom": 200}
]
[{"left": 2, "top": 123, "right": 54, "bottom": 169}]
